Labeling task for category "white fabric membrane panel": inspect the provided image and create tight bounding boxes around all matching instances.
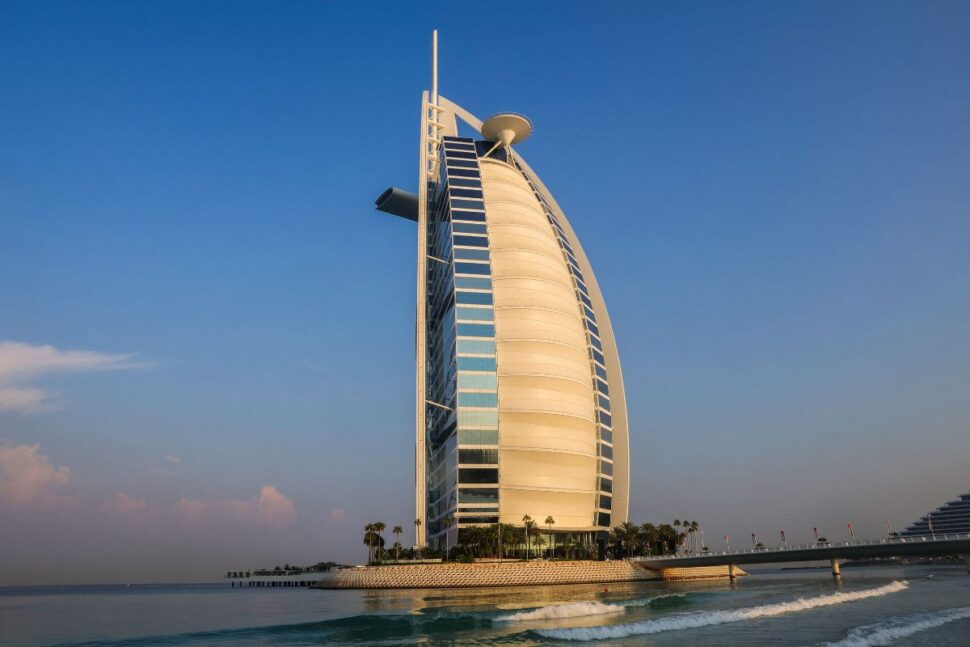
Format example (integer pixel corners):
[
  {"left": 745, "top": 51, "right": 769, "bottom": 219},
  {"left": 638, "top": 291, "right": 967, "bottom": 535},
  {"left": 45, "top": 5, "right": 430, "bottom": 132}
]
[{"left": 480, "top": 159, "right": 599, "bottom": 530}]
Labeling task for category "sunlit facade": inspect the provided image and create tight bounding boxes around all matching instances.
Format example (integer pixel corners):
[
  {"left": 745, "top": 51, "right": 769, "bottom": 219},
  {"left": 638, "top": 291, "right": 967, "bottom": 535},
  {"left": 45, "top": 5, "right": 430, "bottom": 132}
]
[{"left": 376, "top": 38, "right": 629, "bottom": 551}]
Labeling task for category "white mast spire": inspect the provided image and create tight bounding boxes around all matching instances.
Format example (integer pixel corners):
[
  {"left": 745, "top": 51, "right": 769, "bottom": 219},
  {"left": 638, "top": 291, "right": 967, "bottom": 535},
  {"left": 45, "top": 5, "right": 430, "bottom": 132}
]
[{"left": 431, "top": 30, "right": 438, "bottom": 108}]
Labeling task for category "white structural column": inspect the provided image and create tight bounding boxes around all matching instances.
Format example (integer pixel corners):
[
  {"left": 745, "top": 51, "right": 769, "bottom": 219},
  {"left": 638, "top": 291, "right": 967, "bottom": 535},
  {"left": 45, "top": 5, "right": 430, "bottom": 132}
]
[
  {"left": 414, "top": 90, "right": 430, "bottom": 547},
  {"left": 481, "top": 158, "right": 600, "bottom": 530}
]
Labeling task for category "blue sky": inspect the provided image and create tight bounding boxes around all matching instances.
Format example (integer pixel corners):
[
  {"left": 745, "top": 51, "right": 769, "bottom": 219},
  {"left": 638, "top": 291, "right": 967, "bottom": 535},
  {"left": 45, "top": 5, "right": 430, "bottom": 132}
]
[{"left": 1, "top": 1, "right": 968, "bottom": 584}]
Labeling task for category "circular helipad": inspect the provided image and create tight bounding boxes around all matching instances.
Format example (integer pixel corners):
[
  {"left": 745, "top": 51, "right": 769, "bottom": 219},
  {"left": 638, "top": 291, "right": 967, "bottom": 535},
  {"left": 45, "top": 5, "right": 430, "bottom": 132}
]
[{"left": 480, "top": 112, "right": 533, "bottom": 145}]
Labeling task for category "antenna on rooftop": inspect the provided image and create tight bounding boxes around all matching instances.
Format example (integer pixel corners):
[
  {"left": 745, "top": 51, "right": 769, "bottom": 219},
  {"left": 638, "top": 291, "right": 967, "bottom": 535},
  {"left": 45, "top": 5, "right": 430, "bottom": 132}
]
[{"left": 431, "top": 30, "right": 438, "bottom": 109}]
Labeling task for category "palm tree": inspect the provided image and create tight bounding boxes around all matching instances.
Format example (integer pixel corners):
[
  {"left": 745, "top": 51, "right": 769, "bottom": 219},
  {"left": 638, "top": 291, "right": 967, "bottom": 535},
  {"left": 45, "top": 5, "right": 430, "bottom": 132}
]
[
  {"left": 681, "top": 520, "right": 690, "bottom": 555},
  {"left": 623, "top": 521, "right": 641, "bottom": 557},
  {"left": 414, "top": 518, "right": 422, "bottom": 559},
  {"left": 640, "top": 523, "right": 658, "bottom": 555},
  {"left": 373, "top": 521, "right": 386, "bottom": 561},
  {"left": 690, "top": 521, "right": 699, "bottom": 555},
  {"left": 545, "top": 516, "right": 555, "bottom": 558},
  {"left": 392, "top": 526, "right": 403, "bottom": 561},
  {"left": 363, "top": 523, "right": 379, "bottom": 563},
  {"left": 523, "top": 515, "right": 536, "bottom": 560}
]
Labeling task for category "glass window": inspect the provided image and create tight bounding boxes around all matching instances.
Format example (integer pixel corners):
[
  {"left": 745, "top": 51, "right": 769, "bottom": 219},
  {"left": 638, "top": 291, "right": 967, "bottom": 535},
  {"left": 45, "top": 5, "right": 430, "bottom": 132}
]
[
  {"left": 599, "top": 495, "right": 612, "bottom": 510},
  {"left": 599, "top": 411, "right": 612, "bottom": 427},
  {"left": 599, "top": 427, "right": 613, "bottom": 444},
  {"left": 599, "top": 460, "right": 613, "bottom": 476},
  {"left": 454, "top": 262, "right": 491, "bottom": 276},
  {"left": 589, "top": 334, "right": 603, "bottom": 351},
  {"left": 456, "top": 339, "right": 495, "bottom": 354},
  {"left": 592, "top": 348, "right": 606, "bottom": 365},
  {"left": 599, "top": 443, "right": 613, "bottom": 460},
  {"left": 453, "top": 222, "right": 488, "bottom": 234},
  {"left": 454, "top": 248, "right": 490, "bottom": 261},
  {"left": 456, "top": 292, "right": 493, "bottom": 305},
  {"left": 597, "top": 512, "right": 612, "bottom": 527},
  {"left": 458, "top": 409, "right": 499, "bottom": 427},
  {"left": 599, "top": 477, "right": 613, "bottom": 493},
  {"left": 451, "top": 210, "right": 486, "bottom": 222},
  {"left": 459, "top": 515, "right": 500, "bottom": 524},
  {"left": 583, "top": 306, "right": 596, "bottom": 321},
  {"left": 458, "top": 372, "right": 497, "bottom": 390},
  {"left": 586, "top": 319, "right": 600, "bottom": 337},
  {"left": 455, "top": 276, "right": 492, "bottom": 290},
  {"left": 453, "top": 235, "right": 488, "bottom": 247},
  {"left": 459, "top": 392, "right": 498, "bottom": 407},
  {"left": 456, "top": 307, "right": 493, "bottom": 322},
  {"left": 446, "top": 158, "right": 479, "bottom": 169},
  {"left": 457, "top": 356, "right": 496, "bottom": 371},
  {"left": 458, "top": 488, "right": 498, "bottom": 503},
  {"left": 598, "top": 395, "right": 611, "bottom": 412},
  {"left": 579, "top": 292, "right": 593, "bottom": 308},
  {"left": 575, "top": 279, "right": 589, "bottom": 296},
  {"left": 458, "top": 429, "right": 498, "bottom": 445},
  {"left": 451, "top": 199, "right": 485, "bottom": 210},
  {"left": 445, "top": 150, "right": 478, "bottom": 160},
  {"left": 450, "top": 188, "right": 484, "bottom": 199},
  {"left": 449, "top": 177, "right": 482, "bottom": 188},
  {"left": 447, "top": 167, "right": 481, "bottom": 178},
  {"left": 596, "top": 379, "right": 609, "bottom": 396},
  {"left": 458, "top": 449, "right": 498, "bottom": 464},
  {"left": 456, "top": 323, "right": 494, "bottom": 338},
  {"left": 459, "top": 468, "right": 498, "bottom": 484},
  {"left": 595, "top": 364, "right": 608, "bottom": 381}
]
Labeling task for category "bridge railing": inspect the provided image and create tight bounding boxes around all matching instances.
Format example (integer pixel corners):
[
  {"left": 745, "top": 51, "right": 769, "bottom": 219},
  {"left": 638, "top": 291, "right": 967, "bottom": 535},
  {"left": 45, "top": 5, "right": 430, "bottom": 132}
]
[{"left": 634, "top": 532, "right": 970, "bottom": 562}]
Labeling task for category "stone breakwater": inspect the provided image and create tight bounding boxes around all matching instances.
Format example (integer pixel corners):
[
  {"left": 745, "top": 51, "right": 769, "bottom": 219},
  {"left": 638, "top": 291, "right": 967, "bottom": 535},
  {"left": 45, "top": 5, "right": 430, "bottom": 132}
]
[{"left": 310, "top": 560, "right": 743, "bottom": 589}]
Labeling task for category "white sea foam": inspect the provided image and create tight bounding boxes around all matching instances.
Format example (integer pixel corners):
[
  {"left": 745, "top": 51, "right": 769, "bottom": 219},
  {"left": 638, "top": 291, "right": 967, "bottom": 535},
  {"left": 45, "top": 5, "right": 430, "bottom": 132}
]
[
  {"left": 822, "top": 607, "right": 970, "bottom": 646},
  {"left": 619, "top": 593, "right": 687, "bottom": 608},
  {"left": 536, "top": 580, "right": 909, "bottom": 641},
  {"left": 495, "top": 601, "right": 626, "bottom": 622}
]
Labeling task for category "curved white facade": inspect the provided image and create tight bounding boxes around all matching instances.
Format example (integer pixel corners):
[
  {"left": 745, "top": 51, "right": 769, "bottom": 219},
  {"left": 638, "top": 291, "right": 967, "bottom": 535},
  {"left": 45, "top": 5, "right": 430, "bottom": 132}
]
[{"left": 483, "top": 159, "right": 601, "bottom": 529}]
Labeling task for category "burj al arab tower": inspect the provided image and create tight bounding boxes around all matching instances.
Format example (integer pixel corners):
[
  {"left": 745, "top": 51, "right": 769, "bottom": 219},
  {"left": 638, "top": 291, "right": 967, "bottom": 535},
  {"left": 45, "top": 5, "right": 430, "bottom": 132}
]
[{"left": 375, "top": 32, "right": 629, "bottom": 551}]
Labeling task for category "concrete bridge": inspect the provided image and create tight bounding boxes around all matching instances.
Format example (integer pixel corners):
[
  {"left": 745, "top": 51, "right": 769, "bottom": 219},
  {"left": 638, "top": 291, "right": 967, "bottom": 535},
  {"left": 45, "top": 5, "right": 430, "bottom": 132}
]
[{"left": 635, "top": 533, "right": 970, "bottom": 578}]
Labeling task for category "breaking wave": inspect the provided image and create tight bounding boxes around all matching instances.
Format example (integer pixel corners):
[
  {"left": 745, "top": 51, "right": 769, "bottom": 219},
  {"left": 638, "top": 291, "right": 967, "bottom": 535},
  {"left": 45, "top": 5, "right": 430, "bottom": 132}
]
[
  {"left": 496, "top": 593, "right": 691, "bottom": 623},
  {"left": 822, "top": 607, "right": 970, "bottom": 646},
  {"left": 535, "top": 580, "right": 909, "bottom": 641},
  {"left": 619, "top": 593, "right": 689, "bottom": 609},
  {"left": 496, "top": 601, "right": 625, "bottom": 622}
]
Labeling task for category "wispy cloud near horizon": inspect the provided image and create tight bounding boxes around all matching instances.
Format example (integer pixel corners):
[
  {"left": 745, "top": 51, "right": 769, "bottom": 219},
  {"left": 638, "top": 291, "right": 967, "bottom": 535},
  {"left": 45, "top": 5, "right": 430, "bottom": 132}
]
[
  {"left": 174, "top": 485, "right": 297, "bottom": 526},
  {"left": 0, "top": 341, "right": 151, "bottom": 414}
]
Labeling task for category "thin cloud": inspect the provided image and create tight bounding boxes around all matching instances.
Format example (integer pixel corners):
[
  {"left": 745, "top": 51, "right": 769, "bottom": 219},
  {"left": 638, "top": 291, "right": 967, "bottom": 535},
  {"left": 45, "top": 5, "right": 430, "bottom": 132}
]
[
  {"left": 174, "top": 485, "right": 296, "bottom": 526},
  {"left": 0, "top": 341, "right": 151, "bottom": 414},
  {"left": 103, "top": 491, "right": 148, "bottom": 515},
  {"left": 0, "top": 442, "right": 72, "bottom": 506},
  {"left": 165, "top": 455, "right": 181, "bottom": 464}
]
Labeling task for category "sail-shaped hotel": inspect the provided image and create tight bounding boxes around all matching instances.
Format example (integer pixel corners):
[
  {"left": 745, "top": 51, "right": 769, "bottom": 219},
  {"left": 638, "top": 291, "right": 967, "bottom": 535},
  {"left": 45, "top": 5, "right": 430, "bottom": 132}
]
[{"left": 376, "top": 33, "right": 629, "bottom": 551}]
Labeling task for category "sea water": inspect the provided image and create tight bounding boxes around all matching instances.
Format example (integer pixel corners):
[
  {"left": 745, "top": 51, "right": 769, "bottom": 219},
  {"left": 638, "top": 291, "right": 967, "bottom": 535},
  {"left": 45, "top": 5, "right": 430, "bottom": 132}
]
[{"left": 1, "top": 565, "right": 969, "bottom": 646}]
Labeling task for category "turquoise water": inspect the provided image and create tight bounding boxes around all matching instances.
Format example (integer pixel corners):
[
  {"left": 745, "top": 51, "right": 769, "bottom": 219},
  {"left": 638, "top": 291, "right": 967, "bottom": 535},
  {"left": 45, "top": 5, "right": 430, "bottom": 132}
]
[{"left": 1, "top": 566, "right": 969, "bottom": 646}]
